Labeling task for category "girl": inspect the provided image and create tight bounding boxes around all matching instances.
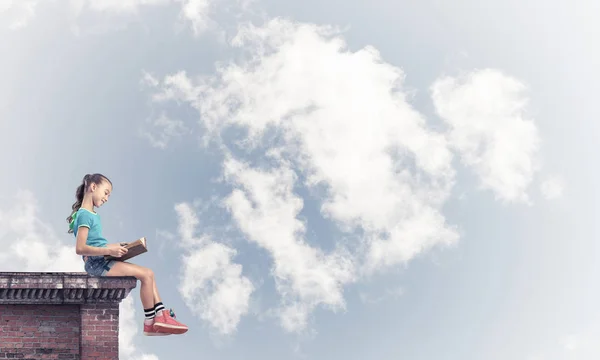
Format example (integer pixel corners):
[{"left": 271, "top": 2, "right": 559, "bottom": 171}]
[{"left": 66, "top": 173, "right": 188, "bottom": 336}]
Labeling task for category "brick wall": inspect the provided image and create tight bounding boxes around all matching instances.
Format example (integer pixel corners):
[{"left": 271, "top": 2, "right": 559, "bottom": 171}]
[
  {"left": 0, "top": 272, "right": 136, "bottom": 360},
  {"left": 0, "top": 304, "right": 79, "bottom": 359},
  {"left": 80, "top": 304, "right": 120, "bottom": 360}
]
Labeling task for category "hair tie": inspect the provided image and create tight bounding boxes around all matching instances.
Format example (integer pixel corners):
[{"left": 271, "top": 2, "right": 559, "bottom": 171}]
[{"left": 69, "top": 211, "right": 78, "bottom": 231}]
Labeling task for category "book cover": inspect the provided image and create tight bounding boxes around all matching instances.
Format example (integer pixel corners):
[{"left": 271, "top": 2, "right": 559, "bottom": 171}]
[{"left": 105, "top": 237, "right": 148, "bottom": 261}]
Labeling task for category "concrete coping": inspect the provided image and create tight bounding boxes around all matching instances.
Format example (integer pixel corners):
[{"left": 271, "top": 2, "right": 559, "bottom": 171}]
[{"left": 0, "top": 272, "right": 137, "bottom": 304}]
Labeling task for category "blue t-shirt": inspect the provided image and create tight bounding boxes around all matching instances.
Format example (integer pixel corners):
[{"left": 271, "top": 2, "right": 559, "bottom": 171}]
[{"left": 73, "top": 208, "right": 108, "bottom": 248}]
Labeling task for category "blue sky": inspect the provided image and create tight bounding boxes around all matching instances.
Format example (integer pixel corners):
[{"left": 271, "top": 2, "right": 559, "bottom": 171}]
[{"left": 1, "top": 1, "right": 599, "bottom": 359}]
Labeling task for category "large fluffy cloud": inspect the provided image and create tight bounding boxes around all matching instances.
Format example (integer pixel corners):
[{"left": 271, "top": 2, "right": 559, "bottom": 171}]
[{"left": 145, "top": 18, "right": 463, "bottom": 332}]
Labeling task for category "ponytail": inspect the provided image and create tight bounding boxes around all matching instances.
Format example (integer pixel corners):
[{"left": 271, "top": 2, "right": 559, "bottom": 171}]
[{"left": 66, "top": 173, "right": 111, "bottom": 233}]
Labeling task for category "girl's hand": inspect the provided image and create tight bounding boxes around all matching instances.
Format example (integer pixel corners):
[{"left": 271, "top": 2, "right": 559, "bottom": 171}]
[{"left": 107, "top": 243, "right": 128, "bottom": 258}]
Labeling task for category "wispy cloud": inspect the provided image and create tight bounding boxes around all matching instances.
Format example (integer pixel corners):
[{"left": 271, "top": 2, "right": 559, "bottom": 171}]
[
  {"left": 140, "top": 113, "right": 190, "bottom": 149},
  {"left": 431, "top": 69, "right": 541, "bottom": 204},
  {"left": 1, "top": 0, "right": 225, "bottom": 36}
]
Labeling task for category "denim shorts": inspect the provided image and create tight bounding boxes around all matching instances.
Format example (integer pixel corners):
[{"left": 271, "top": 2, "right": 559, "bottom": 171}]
[{"left": 84, "top": 256, "right": 117, "bottom": 277}]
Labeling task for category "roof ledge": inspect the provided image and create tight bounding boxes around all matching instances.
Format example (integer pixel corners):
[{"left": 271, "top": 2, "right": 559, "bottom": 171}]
[{"left": 0, "top": 272, "right": 137, "bottom": 304}]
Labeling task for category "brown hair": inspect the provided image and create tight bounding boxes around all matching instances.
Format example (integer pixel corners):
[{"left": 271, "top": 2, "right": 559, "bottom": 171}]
[{"left": 66, "top": 173, "right": 112, "bottom": 233}]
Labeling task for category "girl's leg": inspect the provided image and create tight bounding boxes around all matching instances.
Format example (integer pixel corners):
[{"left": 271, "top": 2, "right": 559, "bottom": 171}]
[
  {"left": 153, "top": 277, "right": 162, "bottom": 305},
  {"left": 110, "top": 261, "right": 162, "bottom": 304},
  {"left": 104, "top": 261, "right": 155, "bottom": 310},
  {"left": 105, "top": 261, "right": 188, "bottom": 335}
]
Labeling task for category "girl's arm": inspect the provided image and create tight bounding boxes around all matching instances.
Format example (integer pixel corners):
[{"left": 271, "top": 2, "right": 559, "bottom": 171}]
[{"left": 75, "top": 227, "right": 110, "bottom": 256}]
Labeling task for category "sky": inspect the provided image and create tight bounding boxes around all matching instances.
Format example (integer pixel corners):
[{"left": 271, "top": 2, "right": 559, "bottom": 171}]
[{"left": 0, "top": 0, "right": 599, "bottom": 359}]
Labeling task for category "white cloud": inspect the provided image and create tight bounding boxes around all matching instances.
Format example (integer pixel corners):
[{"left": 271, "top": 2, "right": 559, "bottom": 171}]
[
  {"left": 431, "top": 69, "right": 541, "bottom": 204},
  {"left": 174, "top": 0, "right": 258, "bottom": 37},
  {"left": 147, "top": 18, "right": 462, "bottom": 332},
  {"left": 175, "top": 202, "right": 254, "bottom": 335},
  {"left": 540, "top": 175, "right": 564, "bottom": 200},
  {"left": 0, "top": 190, "right": 82, "bottom": 272},
  {"left": 142, "top": 71, "right": 200, "bottom": 106},
  {"left": 140, "top": 113, "right": 189, "bottom": 149},
  {"left": 0, "top": 0, "right": 38, "bottom": 30},
  {"left": 0, "top": 190, "right": 158, "bottom": 360},
  {"left": 176, "top": 0, "right": 215, "bottom": 36}
]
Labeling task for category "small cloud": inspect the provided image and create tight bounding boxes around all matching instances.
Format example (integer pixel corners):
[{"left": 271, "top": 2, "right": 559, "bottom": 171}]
[
  {"left": 177, "top": 0, "right": 216, "bottom": 36},
  {"left": 540, "top": 175, "right": 564, "bottom": 200},
  {"left": 431, "top": 69, "right": 541, "bottom": 204}
]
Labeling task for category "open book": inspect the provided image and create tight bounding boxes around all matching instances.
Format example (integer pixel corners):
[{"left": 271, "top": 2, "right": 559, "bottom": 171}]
[{"left": 104, "top": 237, "right": 148, "bottom": 261}]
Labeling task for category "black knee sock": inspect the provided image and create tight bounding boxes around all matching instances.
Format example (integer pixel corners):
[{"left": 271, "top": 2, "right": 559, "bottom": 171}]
[
  {"left": 144, "top": 307, "right": 155, "bottom": 320},
  {"left": 154, "top": 302, "right": 165, "bottom": 315}
]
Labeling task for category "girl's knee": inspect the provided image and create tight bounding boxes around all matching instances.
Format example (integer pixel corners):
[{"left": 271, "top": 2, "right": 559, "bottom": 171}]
[{"left": 138, "top": 267, "right": 154, "bottom": 282}]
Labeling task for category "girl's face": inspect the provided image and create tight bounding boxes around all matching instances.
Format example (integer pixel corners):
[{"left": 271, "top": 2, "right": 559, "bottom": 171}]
[{"left": 90, "top": 180, "right": 112, "bottom": 208}]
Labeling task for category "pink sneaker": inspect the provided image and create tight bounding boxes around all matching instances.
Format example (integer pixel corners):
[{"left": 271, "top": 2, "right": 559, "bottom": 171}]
[
  {"left": 143, "top": 320, "right": 171, "bottom": 336},
  {"left": 153, "top": 308, "right": 188, "bottom": 335}
]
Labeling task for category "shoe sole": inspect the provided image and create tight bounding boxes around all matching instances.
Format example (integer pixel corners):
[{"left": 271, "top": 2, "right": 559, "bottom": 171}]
[{"left": 153, "top": 323, "right": 189, "bottom": 334}]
